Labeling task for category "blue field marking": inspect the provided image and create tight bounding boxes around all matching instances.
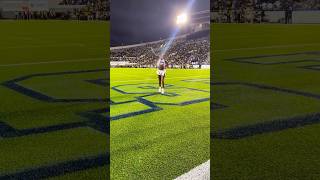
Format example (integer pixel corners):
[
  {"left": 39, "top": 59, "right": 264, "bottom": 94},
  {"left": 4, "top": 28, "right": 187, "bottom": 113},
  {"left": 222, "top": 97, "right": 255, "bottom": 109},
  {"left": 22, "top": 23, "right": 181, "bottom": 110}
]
[
  {"left": 2, "top": 69, "right": 108, "bottom": 103},
  {"left": 0, "top": 108, "right": 108, "bottom": 139},
  {"left": 0, "top": 121, "right": 19, "bottom": 138},
  {"left": 1, "top": 69, "right": 109, "bottom": 131},
  {"left": 137, "top": 84, "right": 174, "bottom": 90},
  {"left": 111, "top": 98, "right": 162, "bottom": 121},
  {"left": 110, "top": 99, "right": 137, "bottom": 105},
  {"left": 211, "top": 81, "right": 320, "bottom": 139},
  {"left": 78, "top": 109, "right": 109, "bottom": 134},
  {"left": 211, "top": 102, "right": 228, "bottom": 110},
  {"left": 212, "top": 113, "right": 320, "bottom": 139},
  {"left": 225, "top": 51, "right": 320, "bottom": 65},
  {"left": 300, "top": 64, "right": 320, "bottom": 71},
  {"left": 0, "top": 154, "right": 109, "bottom": 179},
  {"left": 0, "top": 109, "right": 109, "bottom": 177},
  {"left": 0, "top": 70, "right": 209, "bottom": 177},
  {"left": 0, "top": 111, "right": 108, "bottom": 178},
  {"left": 112, "top": 83, "right": 174, "bottom": 95},
  {"left": 182, "top": 78, "right": 210, "bottom": 84},
  {"left": 213, "top": 81, "right": 320, "bottom": 99},
  {"left": 113, "top": 83, "right": 209, "bottom": 95},
  {"left": 86, "top": 78, "right": 109, "bottom": 87},
  {"left": 110, "top": 83, "right": 210, "bottom": 120},
  {"left": 1, "top": 69, "right": 109, "bottom": 177}
]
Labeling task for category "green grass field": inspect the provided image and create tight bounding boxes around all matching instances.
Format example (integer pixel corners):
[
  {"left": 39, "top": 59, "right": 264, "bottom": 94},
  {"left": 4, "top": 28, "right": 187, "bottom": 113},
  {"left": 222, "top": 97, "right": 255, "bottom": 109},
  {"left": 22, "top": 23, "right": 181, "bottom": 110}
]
[
  {"left": 0, "top": 20, "right": 210, "bottom": 179},
  {"left": 212, "top": 23, "right": 320, "bottom": 179},
  {"left": 2, "top": 20, "right": 318, "bottom": 180},
  {"left": 0, "top": 20, "right": 109, "bottom": 179},
  {"left": 110, "top": 68, "right": 210, "bottom": 179}
]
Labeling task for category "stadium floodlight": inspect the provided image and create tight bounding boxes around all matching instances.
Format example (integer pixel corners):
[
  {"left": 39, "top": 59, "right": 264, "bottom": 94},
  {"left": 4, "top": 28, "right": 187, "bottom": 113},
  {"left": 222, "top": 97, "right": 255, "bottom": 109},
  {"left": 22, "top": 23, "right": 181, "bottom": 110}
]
[
  {"left": 160, "top": 0, "right": 195, "bottom": 57},
  {"left": 176, "top": 13, "right": 188, "bottom": 25}
]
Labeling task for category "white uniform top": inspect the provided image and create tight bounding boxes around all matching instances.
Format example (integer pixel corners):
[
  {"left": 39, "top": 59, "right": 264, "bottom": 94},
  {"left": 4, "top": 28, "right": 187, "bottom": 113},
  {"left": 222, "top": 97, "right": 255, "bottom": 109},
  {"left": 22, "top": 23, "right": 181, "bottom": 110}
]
[{"left": 157, "top": 58, "right": 166, "bottom": 76}]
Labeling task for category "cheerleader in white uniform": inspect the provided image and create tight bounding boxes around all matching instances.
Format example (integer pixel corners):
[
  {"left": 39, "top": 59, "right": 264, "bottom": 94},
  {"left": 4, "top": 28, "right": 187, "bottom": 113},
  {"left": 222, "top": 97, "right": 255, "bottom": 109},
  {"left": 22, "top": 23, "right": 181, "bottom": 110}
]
[{"left": 157, "top": 57, "right": 166, "bottom": 94}]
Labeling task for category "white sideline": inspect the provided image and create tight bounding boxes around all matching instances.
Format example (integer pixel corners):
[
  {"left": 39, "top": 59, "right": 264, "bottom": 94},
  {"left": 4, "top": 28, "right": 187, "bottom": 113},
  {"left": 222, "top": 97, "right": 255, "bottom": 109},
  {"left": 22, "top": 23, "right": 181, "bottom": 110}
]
[
  {"left": 215, "top": 43, "right": 320, "bottom": 52},
  {"left": 0, "top": 57, "right": 106, "bottom": 67},
  {"left": 174, "top": 160, "right": 210, "bottom": 180}
]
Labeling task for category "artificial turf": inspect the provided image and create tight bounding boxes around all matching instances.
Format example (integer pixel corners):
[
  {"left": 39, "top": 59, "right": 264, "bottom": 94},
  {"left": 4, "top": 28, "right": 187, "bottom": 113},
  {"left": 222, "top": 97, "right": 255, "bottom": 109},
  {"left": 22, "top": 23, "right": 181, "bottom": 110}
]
[
  {"left": 110, "top": 68, "right": 210, "bottom": 179},
  {"left": 0, "top": 20, "right": 210, "bottom": 179},
  {"left": 4, "top": 20, "right": 316, "bottom": 179},
  {"left": 0, "top": 20, "right": 109, "bottom": 178},
  {"left": 211, "top": 23, "right": 320, "bottom": 179}
]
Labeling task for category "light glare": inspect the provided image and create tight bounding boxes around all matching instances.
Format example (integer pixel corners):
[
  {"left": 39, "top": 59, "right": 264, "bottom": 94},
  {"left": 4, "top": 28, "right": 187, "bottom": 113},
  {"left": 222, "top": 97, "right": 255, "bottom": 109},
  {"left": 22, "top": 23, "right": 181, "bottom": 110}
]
[{"left": 176, "top": 13, "right": 187, "bottom": 25}]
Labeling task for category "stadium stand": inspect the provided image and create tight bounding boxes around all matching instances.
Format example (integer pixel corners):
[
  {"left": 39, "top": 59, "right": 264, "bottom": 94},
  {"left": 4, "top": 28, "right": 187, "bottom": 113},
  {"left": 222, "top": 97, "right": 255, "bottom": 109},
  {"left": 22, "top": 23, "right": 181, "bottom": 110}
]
[
  {"left": 111, "top": 34, "right": 209, "bottom": 68},
  {"left": 0, "top": 0, "right": 109, "bottom": 20},
  {"left": 211, "top": 0, "right": 320, "bottom": 23},
  {"left": 111, "top": 9, "right": 210, "bottom": 69}
]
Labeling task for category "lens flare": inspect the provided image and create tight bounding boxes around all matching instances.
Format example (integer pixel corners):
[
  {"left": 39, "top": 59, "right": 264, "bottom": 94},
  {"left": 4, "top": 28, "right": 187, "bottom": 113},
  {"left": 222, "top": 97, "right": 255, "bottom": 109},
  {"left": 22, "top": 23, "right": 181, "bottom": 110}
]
[{"left": 176, "top": 13, "right": 187, "bottom": 25}]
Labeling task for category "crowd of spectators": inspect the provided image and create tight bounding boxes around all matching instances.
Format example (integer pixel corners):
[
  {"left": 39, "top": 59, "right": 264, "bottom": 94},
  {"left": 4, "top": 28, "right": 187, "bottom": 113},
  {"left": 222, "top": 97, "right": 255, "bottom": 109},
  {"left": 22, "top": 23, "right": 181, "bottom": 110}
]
[
  {"left": 15, "top": 10, "right": 57, "bottom": 20},
  {"left": 293, "top": 0, "right": 320, "bottom": 10},
  {"left": 111, "top": 37, "right": 209, "bottom": 68},
  {"left": 13, "top": 0, "right": 109, "bottom": 20},
  {"left": 59, "top": 0, "right": 94, "bottom": 5},
  {"left": 211, "top": 0, "right": 320, "bottom": 11},
  {"left": 73, "top": 0, "right": 110, "bottom": 20},
  {"left": 211, "top": 0, "right": 320, "bottom": 23}
]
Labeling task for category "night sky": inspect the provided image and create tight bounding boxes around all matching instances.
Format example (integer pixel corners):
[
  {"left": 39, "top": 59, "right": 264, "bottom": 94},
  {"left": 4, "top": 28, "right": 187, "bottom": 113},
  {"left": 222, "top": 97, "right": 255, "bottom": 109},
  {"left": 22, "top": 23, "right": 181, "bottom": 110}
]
[{"left": 111, "top": 0, "right": 209, "bottom": 46}]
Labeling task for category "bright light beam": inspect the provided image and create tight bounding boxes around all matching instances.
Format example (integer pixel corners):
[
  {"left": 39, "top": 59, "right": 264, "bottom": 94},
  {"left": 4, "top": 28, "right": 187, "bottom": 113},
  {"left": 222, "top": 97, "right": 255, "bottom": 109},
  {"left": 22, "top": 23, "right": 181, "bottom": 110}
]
[
  {"left": 160, "top": 0, "right": 196, "bottom": 58},
  {"left": 176, "top": 13, "right": 188, "bottom": 25}
]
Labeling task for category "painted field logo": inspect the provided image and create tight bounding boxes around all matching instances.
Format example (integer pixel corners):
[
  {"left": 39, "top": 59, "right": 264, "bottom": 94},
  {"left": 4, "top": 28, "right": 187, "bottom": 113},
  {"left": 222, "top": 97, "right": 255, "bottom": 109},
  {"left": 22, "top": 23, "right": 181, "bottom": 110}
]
[
  {"left": 0, "top": 69, "right": 109, "bottom": 179},
  {"left": 3, "top": 69, "right": 108, "bottom": 102},
  {"left": 212, "top": 51, "right": 320, "bottom": 139},
  {"left": 111, "top": 83, "right": 210, "bottom": 120}
]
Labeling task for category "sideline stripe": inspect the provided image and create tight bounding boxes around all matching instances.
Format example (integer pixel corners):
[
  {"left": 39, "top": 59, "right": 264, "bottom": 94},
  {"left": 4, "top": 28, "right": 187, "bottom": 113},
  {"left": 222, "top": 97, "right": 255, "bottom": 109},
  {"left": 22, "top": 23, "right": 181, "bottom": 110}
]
[
  {"left": 0, "top": 57, "right": 106, "bottom": 67},
  {"left": 175, "top": 160, "right": 210, "bottom": 180}
]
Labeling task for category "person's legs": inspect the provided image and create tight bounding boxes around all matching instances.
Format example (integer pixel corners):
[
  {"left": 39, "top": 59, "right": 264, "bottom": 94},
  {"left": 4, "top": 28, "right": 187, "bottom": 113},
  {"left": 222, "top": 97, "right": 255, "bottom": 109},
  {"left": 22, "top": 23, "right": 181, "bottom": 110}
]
[
  {"left": 158, "top": 75, "right": 161, "bottom": 87},
  {"left": 161, "top": 75, "right": 165, "bottom": 94},
  {"left": 158, "top": 75, "right": 162, "bottom": 92},
  {"left": 161, "top": 75, "right": 165, "bottom": 88}
]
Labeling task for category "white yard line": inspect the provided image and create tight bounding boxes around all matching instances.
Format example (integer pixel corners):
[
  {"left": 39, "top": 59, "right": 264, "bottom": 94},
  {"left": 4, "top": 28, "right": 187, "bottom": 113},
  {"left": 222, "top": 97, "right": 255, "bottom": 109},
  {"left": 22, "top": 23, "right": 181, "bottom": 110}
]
[
  {"left": 174, "top": 160, "right": 210, "bottom": 180},
  {"left": 112, "top": 76, "right": 208, "bottom": 83},
  {"left": 214, "top": 43, "right": 320, "bottom": 52},
  {"left": 0, "top": 57, "right": 106, "bottom": 67}
]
